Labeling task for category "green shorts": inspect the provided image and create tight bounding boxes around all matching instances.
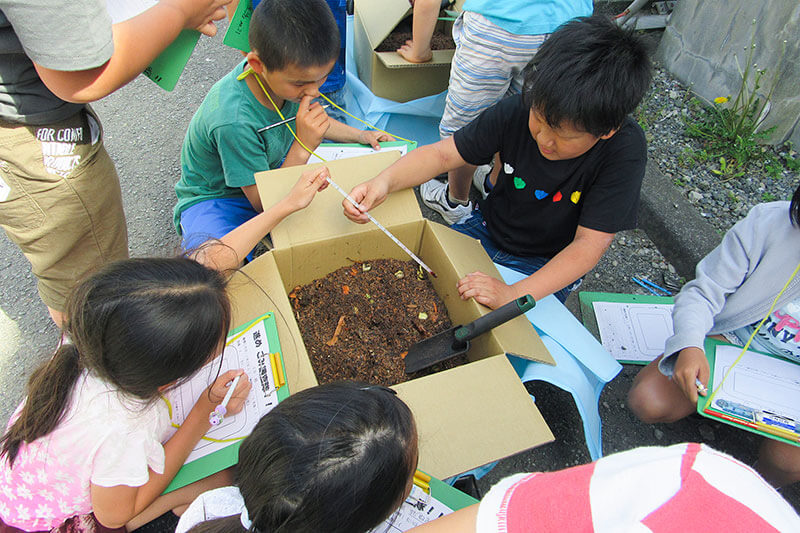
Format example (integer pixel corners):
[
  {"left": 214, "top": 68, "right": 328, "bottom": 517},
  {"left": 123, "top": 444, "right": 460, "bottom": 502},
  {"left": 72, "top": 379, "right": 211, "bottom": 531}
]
[{"left": 0, "top": 106, "right": 128, "bottom": 312}]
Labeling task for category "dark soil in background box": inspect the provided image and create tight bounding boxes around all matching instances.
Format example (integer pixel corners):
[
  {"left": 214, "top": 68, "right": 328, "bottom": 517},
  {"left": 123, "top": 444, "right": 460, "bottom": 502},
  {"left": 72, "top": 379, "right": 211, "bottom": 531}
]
[
  {"left": 375, "top": 15, "right": 455, "bottom": 53},
  {"left": 290, "top": 258, "right": 462, "bottom": 386}
]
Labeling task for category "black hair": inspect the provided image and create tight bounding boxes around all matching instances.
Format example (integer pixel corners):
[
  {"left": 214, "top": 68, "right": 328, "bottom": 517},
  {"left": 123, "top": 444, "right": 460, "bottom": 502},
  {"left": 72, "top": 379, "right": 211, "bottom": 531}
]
[
  {"left": 188, "top": 382, "right": 417, "bottom": 533},
  {"left": 249, "top": 0, "right": 340, "bottom": 71},
  {"left": 1, "top": 257, "right": 231, "bottom": 466},
  {"left": 790, "top": 181, "right": 800, "bottom": 226},
  {"left": 522, "top": 15, "right": 652, "bottom": 137}
]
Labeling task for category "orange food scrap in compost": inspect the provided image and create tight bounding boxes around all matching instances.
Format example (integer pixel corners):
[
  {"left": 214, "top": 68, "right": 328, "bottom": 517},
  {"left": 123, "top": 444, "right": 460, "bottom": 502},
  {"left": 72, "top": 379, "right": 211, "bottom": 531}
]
[
  {"left": 342, "top": 285, "right": 350, "bottom": 295},
  {"left": 400, "top": 351, "right": 408, "bottom": 359}
]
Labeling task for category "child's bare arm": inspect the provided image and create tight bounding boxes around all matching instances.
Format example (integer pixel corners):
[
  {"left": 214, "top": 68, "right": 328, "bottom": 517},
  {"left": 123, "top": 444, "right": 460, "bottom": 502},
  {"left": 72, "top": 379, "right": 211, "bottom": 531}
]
[
  {"left": 397, "top": 0, "right": 440, "bottom": 63},
  {"left": 194, "top": 168, "right": 330, "bottom": 271},
  {"left": 325, "top": 119, "right": 395, "bottom": 149},
  {"left": 34, "top": 0, "right": 231, "bottom": 103},
  {"left": 90, "top": 370, "right": 250, "bottom": 528},
  {"left": 457, "top": 226, "right": 615, "bottom": 308},
  {"left": 343, "top": 136, "right": 466, "bottom": 222}
]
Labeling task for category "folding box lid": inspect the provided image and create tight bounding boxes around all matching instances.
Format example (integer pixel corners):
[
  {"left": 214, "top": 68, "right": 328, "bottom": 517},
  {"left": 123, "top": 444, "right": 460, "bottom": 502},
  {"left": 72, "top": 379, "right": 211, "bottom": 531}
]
[
  {"left": 395, "top": 355, "right": 554, "bottom": 480},
  {"left": 254, "top": 151, "right": 422, "bottom": 249},
  {"left": 356, "top": 0, "right": 412, "bottom": 51}
]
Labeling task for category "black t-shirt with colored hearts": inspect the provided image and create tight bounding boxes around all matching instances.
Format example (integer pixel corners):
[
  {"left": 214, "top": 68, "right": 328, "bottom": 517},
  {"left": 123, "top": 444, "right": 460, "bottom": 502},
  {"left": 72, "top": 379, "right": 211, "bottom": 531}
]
[{"left": 453, "top": 95, "right": 646, "bottom": 258}]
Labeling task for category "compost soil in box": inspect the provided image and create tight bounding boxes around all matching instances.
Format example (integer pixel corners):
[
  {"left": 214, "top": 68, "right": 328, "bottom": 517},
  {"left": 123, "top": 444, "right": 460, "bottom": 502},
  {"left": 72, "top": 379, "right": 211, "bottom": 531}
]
[
  {"left": 375, "top": 28, "right": 455, "bottom": 53},
  {"left": 291, "top": 258, "right": 465, "bottom": 386}
]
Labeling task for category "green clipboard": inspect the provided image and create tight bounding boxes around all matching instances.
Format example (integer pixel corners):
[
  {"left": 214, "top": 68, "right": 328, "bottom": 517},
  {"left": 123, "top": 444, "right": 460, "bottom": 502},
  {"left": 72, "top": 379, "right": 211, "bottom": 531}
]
[
  {"left": 164, "top": 313, "right": 290, "bottom": 493},
  {"left": 223, "top": 0, "right": 254, "bottom": 53},
  {"left": 427, "top": 475, "right": 478, "bottom": 510},
  {"left": 143, "top": 29, "right": 200, "bottom": 91},
  {"left": 312, "top": 140, "right": 418, "bottom": 155},
  {"left": 578, "top": 291, "right": 674, "bottom": 365},
  {"left": 698, "top": 338, "right": 800, "bottom": 447}
]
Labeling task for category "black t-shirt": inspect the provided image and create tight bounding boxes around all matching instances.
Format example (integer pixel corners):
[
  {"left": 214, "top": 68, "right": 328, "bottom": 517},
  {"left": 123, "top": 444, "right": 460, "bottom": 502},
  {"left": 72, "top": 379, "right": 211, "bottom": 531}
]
[{"left": 453, "top": 95, "right": 647, "bottom": 258}]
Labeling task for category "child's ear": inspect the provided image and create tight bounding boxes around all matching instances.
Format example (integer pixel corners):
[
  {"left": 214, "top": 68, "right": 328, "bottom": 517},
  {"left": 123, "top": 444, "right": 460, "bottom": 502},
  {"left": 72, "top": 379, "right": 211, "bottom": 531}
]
[
  {"left": 599, "top": 128, "right": 619, "bottom": 140},
  {"left": 246, "top": 52, "right": 266, "bottom": 75}
]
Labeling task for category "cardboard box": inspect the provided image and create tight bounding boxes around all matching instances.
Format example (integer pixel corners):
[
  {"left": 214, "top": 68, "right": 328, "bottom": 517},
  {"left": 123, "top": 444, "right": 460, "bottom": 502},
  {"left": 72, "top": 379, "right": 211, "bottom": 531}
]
[
  {"left": 226, "top": 151, "right": 554, "bottom": 479},
  {"left": 353, "top": 0, "right": 456, "bottom": 102}
]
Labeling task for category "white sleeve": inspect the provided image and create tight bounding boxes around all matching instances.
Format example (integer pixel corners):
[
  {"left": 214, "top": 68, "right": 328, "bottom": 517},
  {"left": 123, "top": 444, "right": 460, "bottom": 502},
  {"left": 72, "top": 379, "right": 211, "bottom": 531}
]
[
  {"left": 90, "top": 422, "right": 166, "bottom": 488},
  {"left": 176, "top": 487, "right": 246, "bottom": 533},
  {"left": 474, "top": 473, "right": 531, "bottom": 533}
]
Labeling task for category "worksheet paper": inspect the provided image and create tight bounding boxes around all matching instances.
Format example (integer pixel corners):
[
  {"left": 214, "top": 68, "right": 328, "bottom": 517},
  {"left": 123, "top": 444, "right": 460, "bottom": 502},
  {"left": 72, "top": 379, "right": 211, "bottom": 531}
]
[
  {"left": 163, "top": 320, "right": 280, "bottom": 464},
  {"left": 307, "top": 143, "right": 409, "bottom": 164},
  {"left": 709, "top": 344, "right": 800, "bottom": 423},
  {"left": 370, "top": 485, "right": 454, "bottom": 532},
  {"left": 592, "top": 301, "right": 674, "bottom": 363}
]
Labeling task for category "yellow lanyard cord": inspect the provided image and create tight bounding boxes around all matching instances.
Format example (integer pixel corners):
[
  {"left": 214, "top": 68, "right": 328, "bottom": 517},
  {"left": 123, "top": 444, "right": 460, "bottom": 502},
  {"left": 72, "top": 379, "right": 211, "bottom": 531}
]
[
  {"left": 160, "top": 394, "right": 246, "bottom": 444},
  {"left": 317, "top": 92, "right": 414, "bottom": 144},
  {"left": 706, "top": 260, "right": 800, "bottom": 406},
  {"left": 237, "top": 67, "right": 413, "bottom": 160}
]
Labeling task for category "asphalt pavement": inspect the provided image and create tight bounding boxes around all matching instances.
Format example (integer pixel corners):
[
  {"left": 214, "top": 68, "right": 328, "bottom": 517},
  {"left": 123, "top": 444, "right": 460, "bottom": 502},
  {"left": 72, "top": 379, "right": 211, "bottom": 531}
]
[{"left": 1, "top": 19, "right": 797, "bottom": 518}]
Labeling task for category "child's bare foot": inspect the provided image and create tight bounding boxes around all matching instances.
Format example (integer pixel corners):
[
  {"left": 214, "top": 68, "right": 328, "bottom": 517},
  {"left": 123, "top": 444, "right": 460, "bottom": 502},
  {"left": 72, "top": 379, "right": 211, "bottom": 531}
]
[{"left": 397, "top": 40, "right": 432, "bottom": 63}]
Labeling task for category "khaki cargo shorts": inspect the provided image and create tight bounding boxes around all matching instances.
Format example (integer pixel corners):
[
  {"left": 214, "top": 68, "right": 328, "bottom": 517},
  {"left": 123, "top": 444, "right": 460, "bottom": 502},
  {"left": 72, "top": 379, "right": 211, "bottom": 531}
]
[{"left": 0, "top": 107, "right": 128, "bottom": 312}]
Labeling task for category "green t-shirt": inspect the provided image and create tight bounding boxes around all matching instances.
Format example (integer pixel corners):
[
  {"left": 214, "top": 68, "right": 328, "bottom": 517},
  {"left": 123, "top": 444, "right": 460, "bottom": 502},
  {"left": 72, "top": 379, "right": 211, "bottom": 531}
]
[{"left": 173, "top": 61, "right": 299, "bottom": 232}]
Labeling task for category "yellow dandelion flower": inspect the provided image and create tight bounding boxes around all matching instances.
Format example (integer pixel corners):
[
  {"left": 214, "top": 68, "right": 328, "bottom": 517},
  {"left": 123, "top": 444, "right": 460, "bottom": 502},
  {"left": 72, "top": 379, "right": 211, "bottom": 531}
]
[{"left": 714, "top": 96, "right": 729, "bottom": 105}]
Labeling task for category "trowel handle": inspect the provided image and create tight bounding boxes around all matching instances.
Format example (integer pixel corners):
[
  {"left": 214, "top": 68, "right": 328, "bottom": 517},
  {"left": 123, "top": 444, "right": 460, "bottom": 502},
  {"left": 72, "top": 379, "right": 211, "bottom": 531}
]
[{"left": 454, "top": 295, "right": 535, "bottom": 342}]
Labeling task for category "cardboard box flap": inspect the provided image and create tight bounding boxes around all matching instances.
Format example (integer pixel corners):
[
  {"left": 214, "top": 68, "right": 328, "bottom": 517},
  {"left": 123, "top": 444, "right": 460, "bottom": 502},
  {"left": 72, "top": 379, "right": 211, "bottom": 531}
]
[
  {"left": 228, "top": 252, "right": 318, "bottom": 393},
  {"left": 356, "top": 0, "right": 411, "bottom": 50},
  {"left": 425, "top": 223, "right": 555, "bottom": 366},
  {"left": 254, "top": 151, "right": 422, "bottom": 248},
  {"left": 394, "top": 355, "right": 554, "bottom": 480},
  {"left": 376, "top": 49, "right": 455, "bottom": 69}
]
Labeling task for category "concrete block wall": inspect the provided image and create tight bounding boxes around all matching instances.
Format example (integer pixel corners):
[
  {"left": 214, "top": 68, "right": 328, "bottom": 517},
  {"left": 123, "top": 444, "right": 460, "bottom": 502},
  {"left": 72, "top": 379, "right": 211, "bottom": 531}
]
[{"left": 658, "top": 0, "right": 800, "bottom": 147}]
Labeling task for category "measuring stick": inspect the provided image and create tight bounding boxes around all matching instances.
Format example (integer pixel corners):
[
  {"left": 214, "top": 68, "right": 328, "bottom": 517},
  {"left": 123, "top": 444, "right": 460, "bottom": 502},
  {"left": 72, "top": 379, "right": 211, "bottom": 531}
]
[{"left": 324, "top": 177, "right": 437, "bottom": 278}]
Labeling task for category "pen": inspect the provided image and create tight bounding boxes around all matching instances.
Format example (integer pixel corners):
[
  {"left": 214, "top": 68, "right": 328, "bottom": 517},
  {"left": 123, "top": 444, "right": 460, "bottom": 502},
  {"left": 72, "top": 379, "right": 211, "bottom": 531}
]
[
  {"left": 637, "top": 277, "right": 672, "bottom": 296},
  {"left": 209, "top": 374, "right": 242, "bottom": 426},
  {"left": 695, "top": 378, "right": 707, "bottom": 395},
  {"left": 257, "top": 104, "right": 331, "bottom": 132},
  {"left": 631, "top": 277, "right": 661, "bottom": 296}
]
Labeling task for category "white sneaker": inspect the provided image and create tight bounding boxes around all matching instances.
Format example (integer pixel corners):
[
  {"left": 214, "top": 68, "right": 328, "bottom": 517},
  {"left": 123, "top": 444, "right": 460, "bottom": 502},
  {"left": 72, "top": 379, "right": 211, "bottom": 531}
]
[
  {"left": 420, "top": 179, "right": 473, "bottom": 225},
  {"left": 472, "top": 164, "right": 493, "bottom": 199}
]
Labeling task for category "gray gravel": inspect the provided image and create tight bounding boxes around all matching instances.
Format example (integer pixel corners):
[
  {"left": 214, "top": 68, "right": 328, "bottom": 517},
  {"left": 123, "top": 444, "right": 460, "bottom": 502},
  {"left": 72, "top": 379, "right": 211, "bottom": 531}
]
[{"left": 638, "top": 64, "right": 800, "bottom": 233}]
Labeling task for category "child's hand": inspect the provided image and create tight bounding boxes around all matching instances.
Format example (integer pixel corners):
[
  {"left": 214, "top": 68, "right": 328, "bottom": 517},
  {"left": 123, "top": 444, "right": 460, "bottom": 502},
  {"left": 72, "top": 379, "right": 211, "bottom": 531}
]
[
  {"left": 166, "top": 0, "right": 232, "bottom": 37},
  {"left": 296, "top": 95, "right": 330, "bottom": 150},
  {"left": 672, "top": 347, "right": 710, "bottom": 404},
  {"left": 285, "top": 167, "right": 331, "bottom": 211},
  {"left": 343, "top": 177, "right": 390, "bottom": 223},
  {"left": 457, "top": 272, "right": 516, "bottom": 309},
  {"left": 358, "top": 130, "right": 396, "bottom": 150},
  {"left": 208, "top": 369, "right": 251, "bottom": 416},
  {"left": 397, "top": 39, "right": 433, "bottom": 63}
]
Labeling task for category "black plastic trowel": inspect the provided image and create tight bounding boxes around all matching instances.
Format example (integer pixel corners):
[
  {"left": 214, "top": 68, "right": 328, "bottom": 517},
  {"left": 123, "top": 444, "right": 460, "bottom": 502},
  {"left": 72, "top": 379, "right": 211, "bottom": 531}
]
[{"left": 403, "top": 295, "right": 535, "bottom": 374}]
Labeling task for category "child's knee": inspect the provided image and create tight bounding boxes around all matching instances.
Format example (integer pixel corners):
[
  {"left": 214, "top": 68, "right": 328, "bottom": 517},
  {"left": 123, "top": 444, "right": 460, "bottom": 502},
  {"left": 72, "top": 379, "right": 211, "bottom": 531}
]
[
  {"left": 759, "top": 439, "right": 800, "bottom": 486},
  {"left": 627, "top": 368, "right": 683, "bottom": 423}
]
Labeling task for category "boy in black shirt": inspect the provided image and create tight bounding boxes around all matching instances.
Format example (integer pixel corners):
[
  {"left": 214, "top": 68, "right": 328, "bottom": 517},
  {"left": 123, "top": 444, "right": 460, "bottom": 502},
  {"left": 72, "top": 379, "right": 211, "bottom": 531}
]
[{"left": 343, "top": 16, "right": 652, "bottom": 306}]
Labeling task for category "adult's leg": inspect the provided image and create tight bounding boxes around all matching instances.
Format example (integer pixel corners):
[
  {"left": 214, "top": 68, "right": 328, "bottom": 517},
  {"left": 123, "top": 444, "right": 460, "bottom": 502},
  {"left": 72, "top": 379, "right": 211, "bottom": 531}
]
[
  {"left": 0, "top": 108, "right": 128, "bottom": 325},
  {"left": 627, "top": 355, "right": 697, "bottom": 423}
]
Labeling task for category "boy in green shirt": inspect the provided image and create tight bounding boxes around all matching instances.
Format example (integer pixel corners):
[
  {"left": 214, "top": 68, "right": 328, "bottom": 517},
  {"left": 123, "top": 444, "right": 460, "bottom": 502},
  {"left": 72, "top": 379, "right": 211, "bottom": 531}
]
[{"left": 174, "top": 0, "right": 390, "bottom": 263}]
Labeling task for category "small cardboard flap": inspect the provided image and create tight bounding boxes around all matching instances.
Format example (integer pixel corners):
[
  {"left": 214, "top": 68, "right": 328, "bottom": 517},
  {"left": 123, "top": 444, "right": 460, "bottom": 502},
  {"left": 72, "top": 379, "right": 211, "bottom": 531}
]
[
  {"left": 355, "top": 0, "right": 411, "bottom": 50},
  {"left": 426, "top": 223, "right": 555, "bottom": 366},
  {"left": 376, "top": 49, "right": 455, "bottom": 69},
  {"left": 254, "top": 151, "right": 422, "bottom": 248},
  {"left": 227, "top": 252, "right": 319, "bottom": 393},
  {"left": 395, "top": 355, "right": 554, "bottom": 480}
]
